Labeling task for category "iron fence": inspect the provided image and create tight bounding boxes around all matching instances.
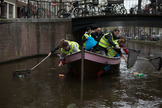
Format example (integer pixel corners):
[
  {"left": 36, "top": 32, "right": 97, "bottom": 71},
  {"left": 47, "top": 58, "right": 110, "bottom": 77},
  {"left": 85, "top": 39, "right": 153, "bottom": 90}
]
[{"left": 17, "top": 0, "right": 162, "bottom": 19}]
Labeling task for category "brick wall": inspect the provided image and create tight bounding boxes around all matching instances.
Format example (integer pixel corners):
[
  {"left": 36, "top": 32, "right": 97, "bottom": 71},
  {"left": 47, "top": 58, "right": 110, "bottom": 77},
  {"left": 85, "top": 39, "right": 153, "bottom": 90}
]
[{"left": 0, "top": 19, "right": 72, "bottom": 63}]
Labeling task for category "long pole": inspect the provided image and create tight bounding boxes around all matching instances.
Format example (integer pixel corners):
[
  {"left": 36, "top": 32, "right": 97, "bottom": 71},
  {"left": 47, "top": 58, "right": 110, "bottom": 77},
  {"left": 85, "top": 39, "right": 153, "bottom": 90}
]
[
  {"left": 81, "top": 46, "right": 84, "bottom": 81},
  {"left": 81, "top": 47, "right": 84, "bottom": 103}
]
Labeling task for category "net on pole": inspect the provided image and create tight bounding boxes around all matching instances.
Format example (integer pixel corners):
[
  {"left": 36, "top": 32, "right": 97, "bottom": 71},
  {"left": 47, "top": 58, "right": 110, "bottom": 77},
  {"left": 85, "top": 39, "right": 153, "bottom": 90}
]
[
  {"left": 127, "top": 49, "right": 141, "bottom": 69},
  {"left": 149, "top": 57, "right": 162, "bottom": 71}
]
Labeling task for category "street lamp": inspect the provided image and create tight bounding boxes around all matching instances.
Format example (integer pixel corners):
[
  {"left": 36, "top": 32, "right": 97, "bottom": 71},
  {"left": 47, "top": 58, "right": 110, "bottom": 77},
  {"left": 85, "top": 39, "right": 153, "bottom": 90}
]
[
  {"left": 1, "top": 0, "right": 6, "bottom": 18},
  {"left": 137, "top": 0, "right": 142, "bottom": 14},
  {"left": 27, "top": 0, "right": 30, "bottom": 18}
]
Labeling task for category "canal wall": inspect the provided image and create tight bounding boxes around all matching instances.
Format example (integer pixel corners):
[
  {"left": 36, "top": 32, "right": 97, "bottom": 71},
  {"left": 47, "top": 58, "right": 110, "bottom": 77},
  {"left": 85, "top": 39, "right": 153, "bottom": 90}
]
[
  {"left": 0, "top": 19, "right": 72, "bottom": 63},
  {"left": 128, "top": 40, "right": 162, "bottom": 47}
]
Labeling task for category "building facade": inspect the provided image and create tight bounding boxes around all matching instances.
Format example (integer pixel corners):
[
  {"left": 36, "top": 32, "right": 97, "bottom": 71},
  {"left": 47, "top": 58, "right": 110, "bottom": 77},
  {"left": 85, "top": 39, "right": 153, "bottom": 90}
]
[
  {"left": 0, "top": 0, "right": 28, "bottom": 18},
  {"left": 0, "top": 0, "right": 16, "bottom": 18}
]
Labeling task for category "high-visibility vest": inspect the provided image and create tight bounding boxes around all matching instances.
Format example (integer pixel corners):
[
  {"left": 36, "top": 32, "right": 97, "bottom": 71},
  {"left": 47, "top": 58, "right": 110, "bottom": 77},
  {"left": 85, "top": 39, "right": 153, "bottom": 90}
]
[
  {"left": 82, "top": 33, "right": 91, "bottom": 47},
  {"left": 61, "top": 41, "right": 80, "bottom": 54},
  {"left": 107, "top": 40, "right": 119, "bottom": 57},
  {"left": 98, "top": 32, "right": 114, "bottom": 48}
]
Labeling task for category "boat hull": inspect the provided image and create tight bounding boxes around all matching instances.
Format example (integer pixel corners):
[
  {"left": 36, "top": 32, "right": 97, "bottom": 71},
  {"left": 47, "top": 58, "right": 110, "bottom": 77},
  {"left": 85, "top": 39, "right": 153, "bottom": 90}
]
[{"left": 66, "top": 51, "right": 120, "bottom": 79}]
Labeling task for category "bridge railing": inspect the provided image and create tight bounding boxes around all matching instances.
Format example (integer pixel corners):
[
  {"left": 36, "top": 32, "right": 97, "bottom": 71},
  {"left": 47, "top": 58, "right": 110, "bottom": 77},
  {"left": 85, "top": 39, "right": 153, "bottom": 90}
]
[
  {"left": 17, "top": 0, "right": 162, "bottom": 19},
  {"left": 129, "top": 1, "right": 162, "bottom": 15},
  {"left": 18, "top": 1, "right": 64, "bottom": 19},
  {"left": 99, "top": 0, "right": 127, "bottom": 15}
]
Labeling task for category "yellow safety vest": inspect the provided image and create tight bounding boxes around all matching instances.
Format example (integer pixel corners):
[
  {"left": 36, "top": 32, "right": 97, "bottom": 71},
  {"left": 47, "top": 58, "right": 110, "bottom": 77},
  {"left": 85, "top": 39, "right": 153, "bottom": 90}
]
[
  {"left": 61, "top": 41, "right": 80, "bottom": 54},
  {"left": 82, "top": 33, "right": 91, "bottom": 47},
  {"left": 107, "top": 40, "right": 119, "bottom": 57},
  {"left": 98, "top": 32, "right": 114, "bottom": 48}
]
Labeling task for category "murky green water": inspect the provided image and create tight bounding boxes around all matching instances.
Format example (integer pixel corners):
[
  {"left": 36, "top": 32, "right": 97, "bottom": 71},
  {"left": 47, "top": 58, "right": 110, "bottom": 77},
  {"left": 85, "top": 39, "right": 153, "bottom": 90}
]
[{"left": 0, "top": 42, "right": 162, "bottom": 108}]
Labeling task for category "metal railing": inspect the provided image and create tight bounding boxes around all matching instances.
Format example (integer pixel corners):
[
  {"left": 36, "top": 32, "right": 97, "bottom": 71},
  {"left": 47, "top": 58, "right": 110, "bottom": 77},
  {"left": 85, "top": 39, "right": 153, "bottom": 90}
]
[{"left": 17, "top": 0, "right": 162, "bottom": 19}]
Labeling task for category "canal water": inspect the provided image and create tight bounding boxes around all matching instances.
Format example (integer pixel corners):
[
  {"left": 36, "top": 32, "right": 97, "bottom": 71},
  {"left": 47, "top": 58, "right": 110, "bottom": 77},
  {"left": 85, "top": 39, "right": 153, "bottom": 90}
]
[{"left": 0, "top": 42, "right": 162, "bottom": 108}]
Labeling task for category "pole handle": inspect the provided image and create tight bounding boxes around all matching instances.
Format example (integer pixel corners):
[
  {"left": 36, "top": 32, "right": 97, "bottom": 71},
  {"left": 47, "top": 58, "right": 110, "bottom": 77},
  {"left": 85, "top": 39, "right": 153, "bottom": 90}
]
[{"left": 31, "top": 55, "right": 50, "bottom": 71}]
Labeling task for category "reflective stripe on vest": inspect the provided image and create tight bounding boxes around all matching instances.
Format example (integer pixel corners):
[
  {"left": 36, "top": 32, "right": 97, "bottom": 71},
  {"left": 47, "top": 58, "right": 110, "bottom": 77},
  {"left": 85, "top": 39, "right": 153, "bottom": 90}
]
[
  {"left": 61, "top": 41, "right": 80, "bottom": 54},
  {"left": 107, "top": 40, "right": 119, "bottom": 57},
  {"left": 108, "top": 48, "right": 118, "bottom": 57},
  {"left": 98, "top": 32, "right": 114, "bottom": 48},
  {"left": 71, "top": 41, "right": 80, "bottom": 49},
  {"left": 82, "top": 33, "right": 91, "bottom": 47}
]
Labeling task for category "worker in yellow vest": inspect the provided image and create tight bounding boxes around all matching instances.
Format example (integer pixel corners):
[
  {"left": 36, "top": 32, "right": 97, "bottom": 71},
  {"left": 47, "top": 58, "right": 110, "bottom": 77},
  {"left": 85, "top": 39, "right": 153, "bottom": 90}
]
[
  {"left": 48, "top": 39, "right": 80, "bottom": 67},
  {"left": 98, "top": 37, "right": 128, "bottom": 77},
  {"left": 59, "top": 39, "right": 80, "bottom": 67},
  {"left": 82, "top": 27, "right": 92, "bottom": 48},
  {"left": 107, "top": 37, "right": 127, "bottom": 63},
  {"left": 98, "top": 28, "right": 120, "bottom": 56}
]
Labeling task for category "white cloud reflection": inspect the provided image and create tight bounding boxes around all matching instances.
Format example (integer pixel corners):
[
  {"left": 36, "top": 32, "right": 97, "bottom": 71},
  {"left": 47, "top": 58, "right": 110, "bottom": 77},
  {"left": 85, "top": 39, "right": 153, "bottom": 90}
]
[{"left": 124, "top": 0, "right": 150, "bottom": 9}]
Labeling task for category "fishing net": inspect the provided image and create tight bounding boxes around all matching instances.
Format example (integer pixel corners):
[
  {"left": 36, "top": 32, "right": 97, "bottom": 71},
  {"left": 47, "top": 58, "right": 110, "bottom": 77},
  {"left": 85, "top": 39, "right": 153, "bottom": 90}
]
[
  {"left": 13, "top": 69, "right": 31, "bottom": 77},
  {"left": 127, "top": 49, "right": 141, "bottom": 69},
  {"left": 126, "top": 48, "right": 162, "bottom": 71},
  {"left": 149, "top": 57, "right": 162, "bottom": 71}
]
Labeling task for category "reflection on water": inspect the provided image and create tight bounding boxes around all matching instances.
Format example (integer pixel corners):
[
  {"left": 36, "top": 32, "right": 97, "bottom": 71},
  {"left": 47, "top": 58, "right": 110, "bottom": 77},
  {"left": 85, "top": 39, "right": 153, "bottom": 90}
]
[{"left": 0, "top": 42, "right": 162, "bottom": 108}]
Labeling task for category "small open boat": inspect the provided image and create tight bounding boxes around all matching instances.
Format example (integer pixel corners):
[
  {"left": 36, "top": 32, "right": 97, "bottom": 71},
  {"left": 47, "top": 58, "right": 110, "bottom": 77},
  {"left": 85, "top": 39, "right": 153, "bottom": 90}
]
[{"left": 66, "top": 50, "right": 121, "bottom": 79}]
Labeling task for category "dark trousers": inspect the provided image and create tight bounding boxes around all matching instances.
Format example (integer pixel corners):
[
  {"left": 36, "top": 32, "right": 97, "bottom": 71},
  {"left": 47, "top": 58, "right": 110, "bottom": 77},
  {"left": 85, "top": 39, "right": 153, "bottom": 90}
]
[{"left": 97, "top": 45, "right": 108, "bottom": 56}]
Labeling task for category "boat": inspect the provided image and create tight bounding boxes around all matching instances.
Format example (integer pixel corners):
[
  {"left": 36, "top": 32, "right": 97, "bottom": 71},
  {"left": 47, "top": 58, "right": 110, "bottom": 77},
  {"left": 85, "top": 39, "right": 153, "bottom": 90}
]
[{"left": 66, "top": 50, "right": 121, "bottom": 79}]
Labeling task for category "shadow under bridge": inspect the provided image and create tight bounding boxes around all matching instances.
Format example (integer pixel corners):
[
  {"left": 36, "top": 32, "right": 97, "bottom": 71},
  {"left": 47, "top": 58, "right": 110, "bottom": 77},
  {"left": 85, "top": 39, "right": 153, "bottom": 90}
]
[
  {"left": 72, "top": 15, "right": 162, "bottom": 43},
  {"left": 72, "top": 15, "right": 162, "bottom": 32}
]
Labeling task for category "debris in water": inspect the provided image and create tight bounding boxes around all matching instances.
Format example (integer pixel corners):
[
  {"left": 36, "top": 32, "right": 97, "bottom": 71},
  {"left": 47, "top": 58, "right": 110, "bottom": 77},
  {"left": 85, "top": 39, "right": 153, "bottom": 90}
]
[{"left": 59, "top": 74, "right": 64, "bottom": 77}]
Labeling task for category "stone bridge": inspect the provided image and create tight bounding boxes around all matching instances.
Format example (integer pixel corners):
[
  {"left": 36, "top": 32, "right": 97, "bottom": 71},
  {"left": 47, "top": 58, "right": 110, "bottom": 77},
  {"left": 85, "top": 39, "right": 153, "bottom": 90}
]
[{"left": 0, "top": 15, "right": 162, "bottom": 63}]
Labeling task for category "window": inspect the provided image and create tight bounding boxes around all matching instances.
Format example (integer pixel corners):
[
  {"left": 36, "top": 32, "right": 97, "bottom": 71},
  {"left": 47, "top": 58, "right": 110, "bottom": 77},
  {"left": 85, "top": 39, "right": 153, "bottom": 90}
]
[{"left": 9, "top": 4, "right": 13, "bottom": 18}]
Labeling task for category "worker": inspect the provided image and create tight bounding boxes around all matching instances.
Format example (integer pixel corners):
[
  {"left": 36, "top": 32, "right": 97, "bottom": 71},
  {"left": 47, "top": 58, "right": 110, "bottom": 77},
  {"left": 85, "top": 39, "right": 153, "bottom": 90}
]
[
  {"left": 98, "top": 28, "right": 120, "bottom": 56},
  {"left": 48, "top": 39, "right": 80, "bottom": 67},
  {"left": 91, "top": 27, "right": 104, "bottom": 43},
  {"left": 82, "top": 27, "right": 92, "bottom": 48},
  {"left": 107, "top": 37, "right": 127, "bottom": 63},
  {"left": 98, "top": 37, "right": 128, "bottom": 77}
]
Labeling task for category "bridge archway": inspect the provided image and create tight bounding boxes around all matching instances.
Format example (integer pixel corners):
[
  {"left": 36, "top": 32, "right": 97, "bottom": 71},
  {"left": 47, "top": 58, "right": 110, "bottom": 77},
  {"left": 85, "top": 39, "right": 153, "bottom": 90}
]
[{"left": 72, "top": 15, "right": 162, "bottom": 45}]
